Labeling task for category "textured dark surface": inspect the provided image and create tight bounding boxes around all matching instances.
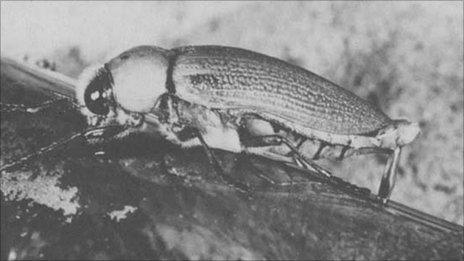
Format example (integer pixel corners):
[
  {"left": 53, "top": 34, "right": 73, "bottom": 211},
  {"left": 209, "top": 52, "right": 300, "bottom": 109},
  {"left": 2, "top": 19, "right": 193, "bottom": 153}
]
[
  {"left": 1, "top": 58, "right": 463, "bottom": 260},
  {"left": 173, "top": 45, "right": 391, "bottom": 135}
]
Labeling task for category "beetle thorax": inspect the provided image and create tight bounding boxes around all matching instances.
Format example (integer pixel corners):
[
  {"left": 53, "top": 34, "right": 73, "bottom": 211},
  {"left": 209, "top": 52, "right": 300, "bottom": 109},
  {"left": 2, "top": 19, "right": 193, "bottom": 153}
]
[{"left": 109, "top": 54, "right": 169, "bottom": 113}]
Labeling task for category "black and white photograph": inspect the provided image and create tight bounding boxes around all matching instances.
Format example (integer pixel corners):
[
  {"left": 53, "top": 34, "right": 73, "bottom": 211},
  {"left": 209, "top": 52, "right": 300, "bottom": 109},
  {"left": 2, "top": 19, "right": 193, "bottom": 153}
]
[{"left": 1, "top": 1, "right": 463, "bottom": 260}]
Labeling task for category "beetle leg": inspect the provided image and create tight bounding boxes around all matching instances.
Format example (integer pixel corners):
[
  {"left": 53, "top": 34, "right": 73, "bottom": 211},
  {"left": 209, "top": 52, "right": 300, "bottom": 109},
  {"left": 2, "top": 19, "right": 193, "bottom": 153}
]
[
  {"left": 378, "top": 147, "right": 402, "bottom": 202},
  {"left": 234, "top": 153, "right": 300, "bottom": 187},
  {"left": 195, "top": 130, "right": 251, "bottom": 194},
  {"left": 337, "top": 145, "right": 350, "bottom": 161},
  {"left": 283, "top": 137, "right": 305, "bottom": 157},
  {"left": 241, "top": 134, "right": 332, "bottom": 178},
  {"left": 291, "top": 155, "right": 332, "bottom": 178},
  {"left": 312, "top": 141, "right": 328, "bottom": 160}
]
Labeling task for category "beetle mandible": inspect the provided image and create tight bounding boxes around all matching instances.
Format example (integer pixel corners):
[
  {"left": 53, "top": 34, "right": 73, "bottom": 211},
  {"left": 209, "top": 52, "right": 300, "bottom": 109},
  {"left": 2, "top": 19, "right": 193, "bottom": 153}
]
[{"left": 77, "top": 45, "right": 420, "bottom": 201}]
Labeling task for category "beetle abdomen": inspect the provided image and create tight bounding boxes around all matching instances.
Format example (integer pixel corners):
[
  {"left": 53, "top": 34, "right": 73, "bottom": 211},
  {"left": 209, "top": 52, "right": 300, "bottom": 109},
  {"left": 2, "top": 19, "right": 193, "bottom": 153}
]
[{"left": 172, "top": 45, "right": 392, "bottom": 135}]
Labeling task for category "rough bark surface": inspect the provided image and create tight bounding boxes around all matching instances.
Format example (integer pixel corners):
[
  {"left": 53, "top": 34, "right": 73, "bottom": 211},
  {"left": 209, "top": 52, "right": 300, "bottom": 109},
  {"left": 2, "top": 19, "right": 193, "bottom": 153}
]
[{"left": 1, "top": 58, "right": 463, "bottom": 260}]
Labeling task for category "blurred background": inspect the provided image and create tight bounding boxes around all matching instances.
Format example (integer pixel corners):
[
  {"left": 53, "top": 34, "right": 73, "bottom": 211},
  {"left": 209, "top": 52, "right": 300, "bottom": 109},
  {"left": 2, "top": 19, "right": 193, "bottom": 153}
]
[{"left": 1, "top": 1, "right": 462, "bottom": 225}]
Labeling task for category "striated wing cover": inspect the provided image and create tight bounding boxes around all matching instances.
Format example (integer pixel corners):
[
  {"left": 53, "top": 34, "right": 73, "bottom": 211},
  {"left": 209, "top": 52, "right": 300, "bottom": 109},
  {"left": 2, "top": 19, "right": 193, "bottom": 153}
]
[{"left": 172, "top": 46, "right": 391, "bottom": 135}]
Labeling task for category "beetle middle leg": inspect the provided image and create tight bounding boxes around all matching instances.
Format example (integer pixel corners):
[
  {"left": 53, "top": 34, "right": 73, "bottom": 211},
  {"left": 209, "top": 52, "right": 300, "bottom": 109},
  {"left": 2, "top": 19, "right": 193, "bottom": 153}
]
[{"left": 194, "top": 129, "right": 251, "bottom": 194}]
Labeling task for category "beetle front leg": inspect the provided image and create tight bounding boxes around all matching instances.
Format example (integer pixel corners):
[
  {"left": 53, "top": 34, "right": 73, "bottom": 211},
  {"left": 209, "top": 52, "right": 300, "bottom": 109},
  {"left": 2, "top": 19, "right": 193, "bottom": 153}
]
[
  {"left": 241, "top": 134, "right": 332, "bottom": 178},
  {"left": 378, "top": 147, "right": 402, "bottom": 202}
]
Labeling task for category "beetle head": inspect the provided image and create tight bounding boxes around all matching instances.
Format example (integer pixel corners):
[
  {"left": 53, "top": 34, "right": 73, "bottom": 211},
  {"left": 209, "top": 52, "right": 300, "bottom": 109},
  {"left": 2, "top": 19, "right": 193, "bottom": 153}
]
[
  {"left": 76, "top": 46, "right": 171, "bottom": 140},
  {"left": 77, "top": 64, "right": 143, "bottom": 142}
]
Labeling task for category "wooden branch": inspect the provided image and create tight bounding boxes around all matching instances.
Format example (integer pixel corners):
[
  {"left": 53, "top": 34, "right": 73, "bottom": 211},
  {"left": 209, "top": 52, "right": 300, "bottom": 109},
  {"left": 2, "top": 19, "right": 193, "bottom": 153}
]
[{"left": 1, "top": 57, "right": 463, "bottom": 260}]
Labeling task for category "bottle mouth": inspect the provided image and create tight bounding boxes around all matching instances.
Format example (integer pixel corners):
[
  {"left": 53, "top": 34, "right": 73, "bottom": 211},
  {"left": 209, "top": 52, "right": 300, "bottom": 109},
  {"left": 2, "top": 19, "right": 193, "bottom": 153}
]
[
  {"left": 394, "top": 120, "right": 420, "bottom": 146},
  {"left": 376, "top": 120, "right": 421, "bottom": 149}
]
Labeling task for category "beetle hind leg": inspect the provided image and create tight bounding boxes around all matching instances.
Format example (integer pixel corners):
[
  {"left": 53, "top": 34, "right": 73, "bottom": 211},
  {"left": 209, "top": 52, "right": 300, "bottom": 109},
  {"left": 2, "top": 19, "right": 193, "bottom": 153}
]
[
  {"left": 291, "top": 155, "right": 332, "bottom": 178},
  {"left": 241, "top": 134, "right": 332, "bottom": 179}
]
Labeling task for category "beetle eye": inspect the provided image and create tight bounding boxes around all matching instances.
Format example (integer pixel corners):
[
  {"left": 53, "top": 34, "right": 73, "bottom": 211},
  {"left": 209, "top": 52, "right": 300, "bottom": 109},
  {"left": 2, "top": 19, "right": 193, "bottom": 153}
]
[{"left": 84, "top": 67, "right": 113, "bottom": 115}]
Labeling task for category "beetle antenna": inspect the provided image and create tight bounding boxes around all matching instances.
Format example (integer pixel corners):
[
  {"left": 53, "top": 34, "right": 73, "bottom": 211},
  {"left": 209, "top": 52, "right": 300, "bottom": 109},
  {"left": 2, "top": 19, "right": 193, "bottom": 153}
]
[
  {"left": 0, "top": 125, "right": 124, "bottom": 174},
  {"left": 0, "top": 131, "right": 84, "bottom": 173}
]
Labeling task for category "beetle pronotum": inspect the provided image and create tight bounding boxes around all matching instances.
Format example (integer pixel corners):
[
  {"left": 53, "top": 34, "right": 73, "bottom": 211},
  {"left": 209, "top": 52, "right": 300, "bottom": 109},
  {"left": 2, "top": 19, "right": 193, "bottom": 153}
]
[{"left": 2, "top": 45, "right": 420, "bottom": 202}]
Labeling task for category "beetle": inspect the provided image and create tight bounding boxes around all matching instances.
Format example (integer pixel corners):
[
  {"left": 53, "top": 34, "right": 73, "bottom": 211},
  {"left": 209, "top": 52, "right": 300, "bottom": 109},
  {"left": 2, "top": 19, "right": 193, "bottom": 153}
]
[
  {"left": 73, "top": 45, "right": 420, "bottom": 201},
  {"left": 1, "top": 45, "right": 420, "bottom": 201}
]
